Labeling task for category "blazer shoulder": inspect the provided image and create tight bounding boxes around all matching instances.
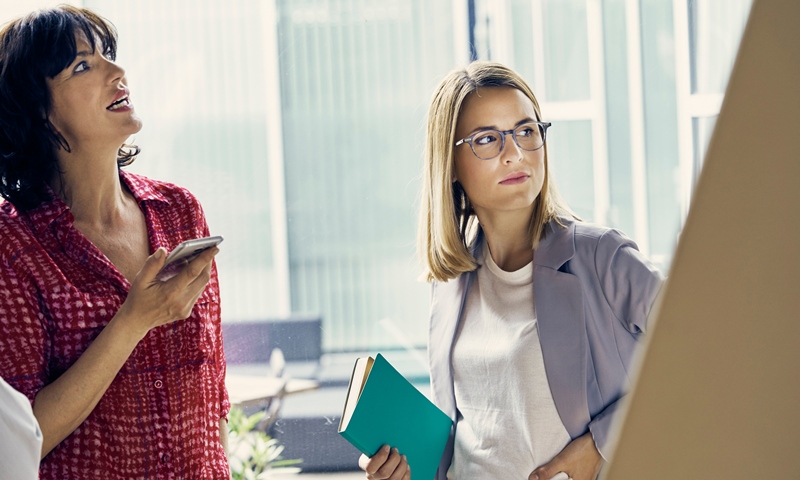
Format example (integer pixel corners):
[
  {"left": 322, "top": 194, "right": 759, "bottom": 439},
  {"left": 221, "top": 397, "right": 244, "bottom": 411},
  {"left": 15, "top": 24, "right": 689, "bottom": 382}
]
[{"left": 573, "top": 222, "right": 637, "bottom": 251}]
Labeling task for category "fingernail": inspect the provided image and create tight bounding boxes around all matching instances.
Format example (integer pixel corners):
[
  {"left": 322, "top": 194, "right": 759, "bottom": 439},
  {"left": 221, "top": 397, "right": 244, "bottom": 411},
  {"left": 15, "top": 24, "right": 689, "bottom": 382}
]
[{"left": 155, "top": 248, "right": 165, "bottom": 259}]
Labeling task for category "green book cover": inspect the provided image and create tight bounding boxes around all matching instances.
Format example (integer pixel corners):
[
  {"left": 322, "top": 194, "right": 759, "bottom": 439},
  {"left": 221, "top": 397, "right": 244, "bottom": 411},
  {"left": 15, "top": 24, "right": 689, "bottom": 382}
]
[{"left": 338, "top": 353, "right": 453, "bottom": 479}]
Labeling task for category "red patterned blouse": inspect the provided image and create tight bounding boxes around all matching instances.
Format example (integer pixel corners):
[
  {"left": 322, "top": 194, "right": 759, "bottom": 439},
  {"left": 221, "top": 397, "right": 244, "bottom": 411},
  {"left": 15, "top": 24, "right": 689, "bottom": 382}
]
[{"left": 0, "top": 170, "right": 230, "bottom": 479}]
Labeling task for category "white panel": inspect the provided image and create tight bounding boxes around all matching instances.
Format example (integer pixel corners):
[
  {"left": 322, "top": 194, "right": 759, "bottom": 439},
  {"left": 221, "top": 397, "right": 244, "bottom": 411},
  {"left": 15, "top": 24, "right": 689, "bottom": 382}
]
[
  {"left": 625, "top": 0, "right": 649, "bottom": 255},
  {"left": 586, "top": 0, "right": 609, "bottom": 226},
  {"left": 262, "top": 0, "right": 291, "bottom": 316}
]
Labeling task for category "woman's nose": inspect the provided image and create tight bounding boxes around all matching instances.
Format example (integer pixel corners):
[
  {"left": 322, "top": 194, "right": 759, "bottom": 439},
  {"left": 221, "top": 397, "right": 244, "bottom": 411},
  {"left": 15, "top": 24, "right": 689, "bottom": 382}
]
[
  {"left": 106, "top": 59, "right": 126, "bottom": 84},
  {"left": 500, "top": 132, "right": 523, "bottom": 163}
]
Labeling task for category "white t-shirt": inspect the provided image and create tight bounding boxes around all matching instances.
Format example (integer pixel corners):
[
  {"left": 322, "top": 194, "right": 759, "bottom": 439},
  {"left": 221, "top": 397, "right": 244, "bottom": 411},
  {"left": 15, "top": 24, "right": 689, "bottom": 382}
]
[
  {"left": 0, "top": 376, "right": 42, "bottom": 479},
  {"left": 448, "top": 240, "right": 572, "bottom": 479}
]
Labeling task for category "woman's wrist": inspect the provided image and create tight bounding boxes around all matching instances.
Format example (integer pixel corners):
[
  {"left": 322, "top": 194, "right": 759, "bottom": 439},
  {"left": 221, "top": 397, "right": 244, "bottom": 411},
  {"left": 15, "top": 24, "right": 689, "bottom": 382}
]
[{"left": 107, "top": 305, "right": 150, "bottom": 345}]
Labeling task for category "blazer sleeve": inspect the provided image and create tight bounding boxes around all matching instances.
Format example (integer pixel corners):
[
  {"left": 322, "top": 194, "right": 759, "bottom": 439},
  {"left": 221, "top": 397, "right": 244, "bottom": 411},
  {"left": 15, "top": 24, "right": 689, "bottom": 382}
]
[
  {"left": 588, "top": 229, "right": 664, "bottom": 459},
  {"left": 594, "top": 229, "right": 664, "bottom": 335}
]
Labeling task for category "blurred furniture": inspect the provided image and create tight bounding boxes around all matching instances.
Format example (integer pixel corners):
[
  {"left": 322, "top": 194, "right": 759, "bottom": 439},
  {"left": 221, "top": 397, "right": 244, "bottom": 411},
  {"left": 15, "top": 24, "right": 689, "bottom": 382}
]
[
  {"left": 222, "top": 315, "right": 322, "bottom": 365},
  {"left": 223, "top": 317, "right": 323, "bottom": 431}
]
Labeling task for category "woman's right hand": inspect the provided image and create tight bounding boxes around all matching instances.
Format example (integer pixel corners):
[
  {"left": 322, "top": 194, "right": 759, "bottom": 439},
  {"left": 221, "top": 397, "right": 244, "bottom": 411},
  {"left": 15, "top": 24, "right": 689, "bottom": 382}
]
[
  {"left": 358, "top": 445, "right": 410, "bottom": 480},
  {"left": 117, "top": 246, "right": 219, "bottom": 339},
  {"left": 31, "top": 245, "right": 219, "bottom": 458}
]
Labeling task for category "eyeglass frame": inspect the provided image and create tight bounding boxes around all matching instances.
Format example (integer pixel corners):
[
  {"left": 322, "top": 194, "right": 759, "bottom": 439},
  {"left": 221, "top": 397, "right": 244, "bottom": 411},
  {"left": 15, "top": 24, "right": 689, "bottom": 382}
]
[{"left": 454, "top": 121, "right": 552, "bottom": 160}]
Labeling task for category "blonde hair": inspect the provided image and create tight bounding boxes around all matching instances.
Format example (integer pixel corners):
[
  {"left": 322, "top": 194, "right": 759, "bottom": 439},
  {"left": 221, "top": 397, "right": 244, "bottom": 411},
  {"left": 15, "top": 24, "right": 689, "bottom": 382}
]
[{"left": 418, "top": 61, "right": 576, "bottom": 282}]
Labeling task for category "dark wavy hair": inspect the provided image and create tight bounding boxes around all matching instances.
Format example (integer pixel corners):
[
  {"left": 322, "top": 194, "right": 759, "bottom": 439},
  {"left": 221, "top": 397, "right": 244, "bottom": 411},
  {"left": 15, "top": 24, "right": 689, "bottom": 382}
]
[{"left": 0, "top": 5, "right": 139, "bottom": 211}]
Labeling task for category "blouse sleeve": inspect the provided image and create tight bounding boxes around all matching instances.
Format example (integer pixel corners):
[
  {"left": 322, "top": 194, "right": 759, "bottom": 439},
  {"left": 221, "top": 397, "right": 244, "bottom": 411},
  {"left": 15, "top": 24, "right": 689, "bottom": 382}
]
[
  {"left": 194, "top": 198, "right": 230, "bottom": 420},
  {"left": 0, "top": 262, "right": 50, "bottom": 404}
]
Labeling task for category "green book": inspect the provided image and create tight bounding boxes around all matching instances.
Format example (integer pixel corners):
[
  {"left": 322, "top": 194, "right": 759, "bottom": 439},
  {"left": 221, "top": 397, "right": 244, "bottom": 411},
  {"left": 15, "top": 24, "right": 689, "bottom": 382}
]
[{"left": 338, "top": 353, "right": 453, "bottom": 479}]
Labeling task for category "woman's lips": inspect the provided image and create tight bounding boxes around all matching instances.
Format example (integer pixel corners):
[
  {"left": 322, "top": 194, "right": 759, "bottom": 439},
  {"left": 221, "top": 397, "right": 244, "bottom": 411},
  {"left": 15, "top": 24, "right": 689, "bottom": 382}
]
[
  {"left": 107, "top": 97, "right": 132, "bottom": 111},
  {"left": 499, "top": 172, "right": 530, "bottom": 185},
  {"left": 107, "top": 88, "right": 132, "bottom": 111}
]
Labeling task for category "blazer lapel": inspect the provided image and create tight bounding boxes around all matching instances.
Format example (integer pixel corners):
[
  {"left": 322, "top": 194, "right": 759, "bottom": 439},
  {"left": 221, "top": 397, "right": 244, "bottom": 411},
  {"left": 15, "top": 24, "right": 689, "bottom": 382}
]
[
  {"left": 533, "top": 217, "right": 591, "bottom": 438},
  {"left": 534, "top": 266, "right": 591, "bottom": 438}
]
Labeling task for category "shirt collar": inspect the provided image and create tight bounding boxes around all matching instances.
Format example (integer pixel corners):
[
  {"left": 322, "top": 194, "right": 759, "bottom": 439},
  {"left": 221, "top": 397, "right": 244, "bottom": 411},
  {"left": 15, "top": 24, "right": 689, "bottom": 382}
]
[
  {"left": 28, "top": 169, "right": 169, "bottom": 233},
  {"left": 119, "top": 169, "right": 169, "bottom": 205},
  {"left": 27, "top": 191, "right": 70, "bottom": 234}
]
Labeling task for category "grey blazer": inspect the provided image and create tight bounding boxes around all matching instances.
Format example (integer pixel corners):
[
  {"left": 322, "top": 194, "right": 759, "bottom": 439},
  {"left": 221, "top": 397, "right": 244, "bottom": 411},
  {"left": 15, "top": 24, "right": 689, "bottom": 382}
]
[{"left": 428, "top": 218, "right": 664, "bottom": 478}]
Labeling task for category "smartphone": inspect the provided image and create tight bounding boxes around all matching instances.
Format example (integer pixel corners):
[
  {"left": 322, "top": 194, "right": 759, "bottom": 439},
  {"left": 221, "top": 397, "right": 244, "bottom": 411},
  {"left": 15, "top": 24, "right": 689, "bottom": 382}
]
[{"left": 156, "top": 235, "right": 224, "bottom": 281}]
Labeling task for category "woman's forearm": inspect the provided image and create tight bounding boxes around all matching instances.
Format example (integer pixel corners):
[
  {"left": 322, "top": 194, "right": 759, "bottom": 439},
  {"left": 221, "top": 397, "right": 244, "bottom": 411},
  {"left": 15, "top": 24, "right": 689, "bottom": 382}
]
[
  {"left": 32, "top": 311, "right": 146, "bottom": 459},
  {"left": 220, "top": 417, "right": 229, "bottom": 456}
]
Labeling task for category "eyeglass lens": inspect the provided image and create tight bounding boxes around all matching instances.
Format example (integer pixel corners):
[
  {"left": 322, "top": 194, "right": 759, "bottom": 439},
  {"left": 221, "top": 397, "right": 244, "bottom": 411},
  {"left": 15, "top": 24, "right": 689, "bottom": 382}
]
[{"left": 471, "top": 123, "right": 544, "bottom": 159}]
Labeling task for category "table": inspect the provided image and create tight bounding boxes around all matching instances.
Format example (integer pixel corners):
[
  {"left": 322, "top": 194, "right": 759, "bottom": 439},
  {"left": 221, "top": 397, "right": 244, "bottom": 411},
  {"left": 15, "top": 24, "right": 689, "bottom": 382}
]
[{"left": 225, "top": 373, "right": 319, "bottom": 408}]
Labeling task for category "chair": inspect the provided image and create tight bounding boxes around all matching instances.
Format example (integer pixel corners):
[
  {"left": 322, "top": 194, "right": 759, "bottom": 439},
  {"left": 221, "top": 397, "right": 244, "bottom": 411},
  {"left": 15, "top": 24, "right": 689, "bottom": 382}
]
[{"left": 256, "top": 348, "right": 287, "bottom": 432}]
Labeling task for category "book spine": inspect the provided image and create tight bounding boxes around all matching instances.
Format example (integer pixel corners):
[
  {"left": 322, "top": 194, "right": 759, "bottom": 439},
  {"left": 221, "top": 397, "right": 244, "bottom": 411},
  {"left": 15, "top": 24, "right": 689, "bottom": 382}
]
[{"left": 339, "top": 430, "right": 372, "bottom": 457}]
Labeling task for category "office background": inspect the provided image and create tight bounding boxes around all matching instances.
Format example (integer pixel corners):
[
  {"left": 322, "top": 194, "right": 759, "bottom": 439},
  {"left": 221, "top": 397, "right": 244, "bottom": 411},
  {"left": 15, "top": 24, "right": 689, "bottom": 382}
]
[{"left": 0, "top": 0, "right": 751, "bottom": 353}]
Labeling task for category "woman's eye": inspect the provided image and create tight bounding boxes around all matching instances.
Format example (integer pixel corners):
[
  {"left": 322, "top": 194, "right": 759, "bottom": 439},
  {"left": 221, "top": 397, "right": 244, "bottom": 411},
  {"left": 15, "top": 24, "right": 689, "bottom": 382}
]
[
  {"left": 74, "top": 61, "right": 89, "bottom": 73},
  {"left": 474, "top": 132, "right": 499, "bottom": 145},
  {"left": 516, "top": 127, "right": 535, "bottom": 137}
]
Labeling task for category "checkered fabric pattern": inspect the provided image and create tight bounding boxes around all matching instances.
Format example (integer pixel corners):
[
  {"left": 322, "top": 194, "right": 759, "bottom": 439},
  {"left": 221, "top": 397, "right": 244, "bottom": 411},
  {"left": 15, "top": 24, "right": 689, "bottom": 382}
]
[{"left": 0, "top": 170, "right": 230, "bottom": 479}]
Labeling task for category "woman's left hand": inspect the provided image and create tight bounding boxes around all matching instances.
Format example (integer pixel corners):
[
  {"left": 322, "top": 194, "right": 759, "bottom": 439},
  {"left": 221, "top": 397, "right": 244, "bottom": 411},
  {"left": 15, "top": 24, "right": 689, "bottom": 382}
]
[{"left": 528, "top": 432, "right": 603, "bottom": 480}]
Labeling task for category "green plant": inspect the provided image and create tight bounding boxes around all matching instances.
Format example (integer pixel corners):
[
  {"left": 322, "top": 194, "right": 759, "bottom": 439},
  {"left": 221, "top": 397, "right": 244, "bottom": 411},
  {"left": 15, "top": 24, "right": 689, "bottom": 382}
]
[{"left": 228, "top": 407, "right": 302, "bottom": 479}]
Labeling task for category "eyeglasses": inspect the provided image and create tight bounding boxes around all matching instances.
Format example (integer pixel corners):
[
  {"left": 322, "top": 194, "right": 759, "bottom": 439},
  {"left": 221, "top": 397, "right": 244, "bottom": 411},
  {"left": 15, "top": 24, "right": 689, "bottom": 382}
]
[{"left": 454, "top": 121, "right": 551, "bottom": 160}]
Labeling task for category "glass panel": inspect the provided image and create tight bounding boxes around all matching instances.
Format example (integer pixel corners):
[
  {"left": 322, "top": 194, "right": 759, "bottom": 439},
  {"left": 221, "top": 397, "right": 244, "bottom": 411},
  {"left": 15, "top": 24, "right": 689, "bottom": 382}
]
[
  {"left": 690, "top": 0, "right": 752, "bottom": 94},
  {"left": 509, "top": 0, "right": 537, "bottom": 84},
  {"left": 277, "top": 0, "right": 454, "bottom": 352},
  {"left": 640, "top": 0, "right": 681, "bottom": 270},
  {"left": 542, "top": 0, "right": 591, "bottom": 102},
  {"left": 602, "top": 0, "right": 636, "bottom": 235},
  {"left": 547, "top": 120, "right": 595, "bottom": 221},
  {"left": 85, "top": 0, "right": 278, "bottom": 321}
]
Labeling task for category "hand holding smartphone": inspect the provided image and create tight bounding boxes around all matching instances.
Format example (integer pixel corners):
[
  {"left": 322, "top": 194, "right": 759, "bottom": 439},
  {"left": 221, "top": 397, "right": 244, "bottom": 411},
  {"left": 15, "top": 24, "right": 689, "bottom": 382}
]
[{"left": 156, "top": 235, "right": 223, "bottom": 281}]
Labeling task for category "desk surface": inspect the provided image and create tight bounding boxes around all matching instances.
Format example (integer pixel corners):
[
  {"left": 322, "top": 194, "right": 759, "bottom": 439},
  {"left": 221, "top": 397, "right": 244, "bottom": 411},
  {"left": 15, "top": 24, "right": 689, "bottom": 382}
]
[{"left": 226, "top": 373, "right": 319, "bottom": 407}]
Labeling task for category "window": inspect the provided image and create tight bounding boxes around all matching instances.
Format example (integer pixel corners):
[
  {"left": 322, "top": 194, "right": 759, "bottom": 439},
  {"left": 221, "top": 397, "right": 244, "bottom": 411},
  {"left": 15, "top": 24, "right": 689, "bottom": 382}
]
[
  {"left": 42, "top": 0, "right": 749, "bottom": 352},
  {"left": 675, "top": 0, "right": 752, "bottom": 218}
]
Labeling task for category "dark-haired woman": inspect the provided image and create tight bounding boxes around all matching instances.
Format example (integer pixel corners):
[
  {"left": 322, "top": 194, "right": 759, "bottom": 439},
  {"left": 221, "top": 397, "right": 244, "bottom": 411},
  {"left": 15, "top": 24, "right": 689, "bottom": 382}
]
[{"left": 0, "top": 6, "right": 229, "bottom": 478}]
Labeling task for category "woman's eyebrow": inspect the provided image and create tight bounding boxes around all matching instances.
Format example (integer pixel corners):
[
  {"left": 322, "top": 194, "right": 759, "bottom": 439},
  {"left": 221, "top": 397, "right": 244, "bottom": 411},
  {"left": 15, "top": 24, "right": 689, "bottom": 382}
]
[
  {"left": 466, "top": 117, "right": 536, "bottom": 136},
  {"left": 67, "top": 50, "right": 92, "bottom": 67}
]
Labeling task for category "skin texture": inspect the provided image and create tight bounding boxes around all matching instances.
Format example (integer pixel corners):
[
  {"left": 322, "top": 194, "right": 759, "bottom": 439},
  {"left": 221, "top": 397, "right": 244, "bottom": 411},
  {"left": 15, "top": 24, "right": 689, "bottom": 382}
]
[
  {"left": 29, "top": 33, "right": 223, "bottom": 459},
  {"left": 453, "top": 86, "right": 545, "bottom": 272},
  {"left": 361, "top": 86, "right": 603, "bottom": 479},
  {"left": 359, "top": 446, "right": 411, "bottom": 480},
  {"left": 528, "top": 432, "right": 603, "bottom": 480}
]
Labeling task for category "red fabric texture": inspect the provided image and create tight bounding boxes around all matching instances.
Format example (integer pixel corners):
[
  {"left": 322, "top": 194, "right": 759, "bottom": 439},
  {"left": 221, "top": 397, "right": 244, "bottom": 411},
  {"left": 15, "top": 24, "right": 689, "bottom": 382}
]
[{"left": 0, "top": 170, "right": 230, "bottom": 479}]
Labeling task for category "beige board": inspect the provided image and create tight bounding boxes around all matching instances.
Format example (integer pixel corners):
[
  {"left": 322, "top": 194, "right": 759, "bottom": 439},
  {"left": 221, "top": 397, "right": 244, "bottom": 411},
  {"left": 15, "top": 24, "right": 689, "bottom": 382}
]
[{"left": 604, "top": 0, "right": 800, "bottom": 478}]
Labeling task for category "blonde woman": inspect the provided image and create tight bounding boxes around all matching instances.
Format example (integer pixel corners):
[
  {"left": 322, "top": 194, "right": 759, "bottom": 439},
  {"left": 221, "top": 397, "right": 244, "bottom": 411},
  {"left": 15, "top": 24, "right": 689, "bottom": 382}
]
[{"left": 360, "top": 62, "right": 664, "bottom": 480}]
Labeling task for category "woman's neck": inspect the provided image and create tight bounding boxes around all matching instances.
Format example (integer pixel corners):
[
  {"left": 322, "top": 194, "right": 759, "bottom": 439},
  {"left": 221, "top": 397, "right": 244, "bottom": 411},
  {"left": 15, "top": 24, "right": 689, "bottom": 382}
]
[
  {"left": 475, "top": 206, "right": 534, "bottom": 272},
  {"left": 51, "top": 146, "right": 129, "bottom": 228}
]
